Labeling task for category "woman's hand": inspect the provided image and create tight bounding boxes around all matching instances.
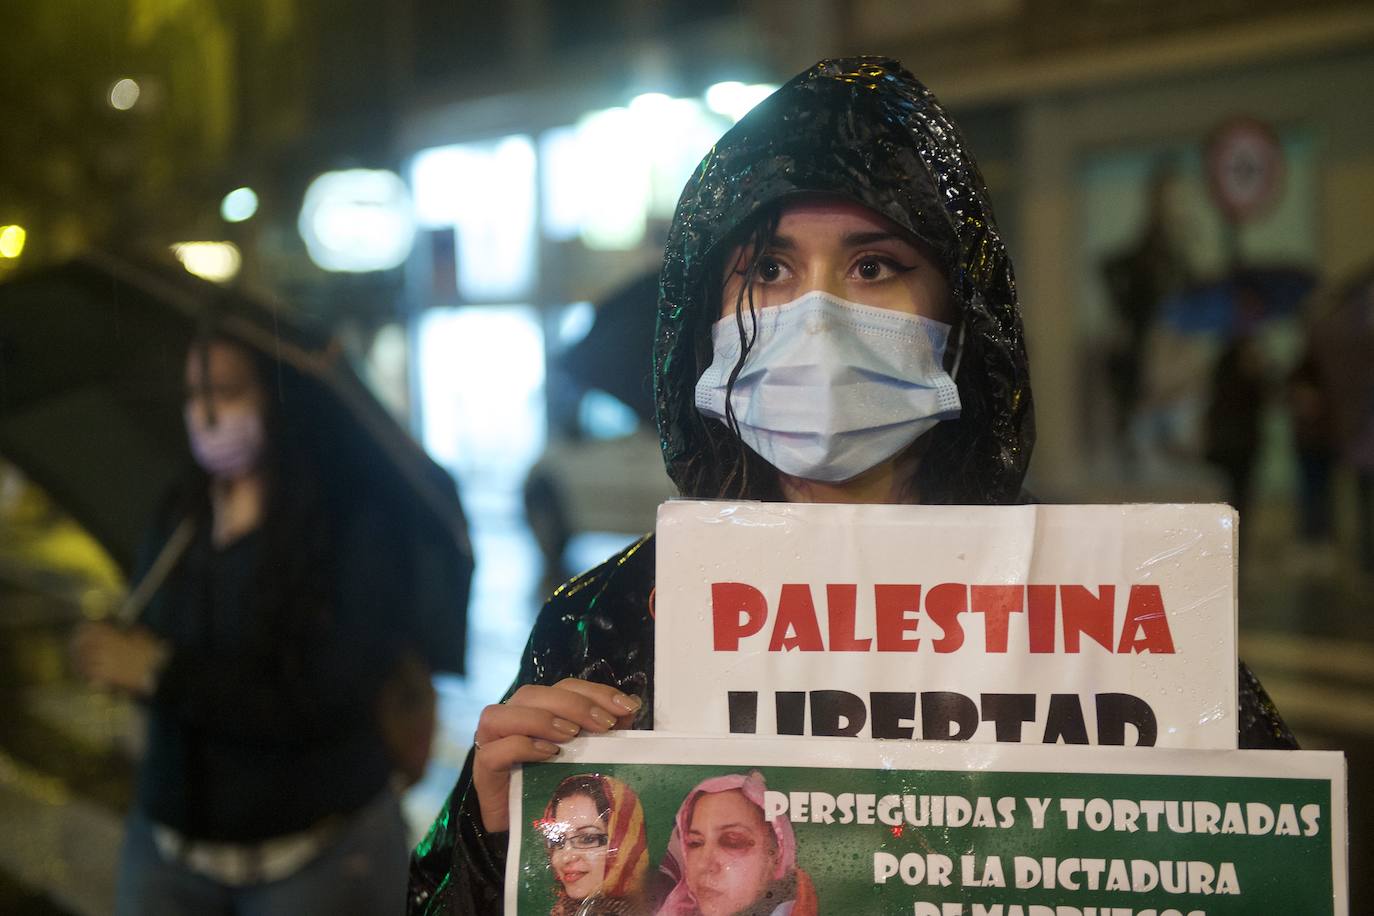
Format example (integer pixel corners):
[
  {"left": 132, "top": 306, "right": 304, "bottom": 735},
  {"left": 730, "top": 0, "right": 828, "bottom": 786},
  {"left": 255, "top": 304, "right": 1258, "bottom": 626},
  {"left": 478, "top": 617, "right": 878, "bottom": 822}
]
[
  {"left": 70, "top": 622, "right": 170, "bottom": 697},
  {"left": 471, "top": 678, "right": 641, "bottom": 833}
]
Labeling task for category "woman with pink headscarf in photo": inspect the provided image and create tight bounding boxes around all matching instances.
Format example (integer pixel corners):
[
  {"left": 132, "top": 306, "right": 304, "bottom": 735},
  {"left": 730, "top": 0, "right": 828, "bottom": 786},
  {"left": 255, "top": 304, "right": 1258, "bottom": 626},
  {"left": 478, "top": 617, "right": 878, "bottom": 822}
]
[{"left": 656, "top": 772, "right": 817, "bottom": 916}]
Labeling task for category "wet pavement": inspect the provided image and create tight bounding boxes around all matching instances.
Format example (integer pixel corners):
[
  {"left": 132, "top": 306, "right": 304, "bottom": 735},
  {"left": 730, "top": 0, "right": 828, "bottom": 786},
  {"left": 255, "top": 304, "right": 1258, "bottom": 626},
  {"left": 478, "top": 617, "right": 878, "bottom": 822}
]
[{"left": 1, "top": 502, "right": 1369, "bottom": 914}]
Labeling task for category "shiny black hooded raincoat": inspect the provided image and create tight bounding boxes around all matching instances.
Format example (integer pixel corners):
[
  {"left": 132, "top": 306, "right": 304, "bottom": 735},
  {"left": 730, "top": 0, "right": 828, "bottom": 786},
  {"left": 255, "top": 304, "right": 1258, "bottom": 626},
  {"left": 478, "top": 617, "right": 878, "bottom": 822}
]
[{"left": 407, "top": 57, "right": 1295, "bottom": 915}]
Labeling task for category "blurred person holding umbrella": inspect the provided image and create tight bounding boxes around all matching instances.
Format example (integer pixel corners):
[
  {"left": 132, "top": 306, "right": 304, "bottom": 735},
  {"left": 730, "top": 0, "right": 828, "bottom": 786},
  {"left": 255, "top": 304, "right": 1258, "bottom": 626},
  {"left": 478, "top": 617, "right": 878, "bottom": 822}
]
[{"left": 73, "top": 331, "right": 413, "bottom": 915}]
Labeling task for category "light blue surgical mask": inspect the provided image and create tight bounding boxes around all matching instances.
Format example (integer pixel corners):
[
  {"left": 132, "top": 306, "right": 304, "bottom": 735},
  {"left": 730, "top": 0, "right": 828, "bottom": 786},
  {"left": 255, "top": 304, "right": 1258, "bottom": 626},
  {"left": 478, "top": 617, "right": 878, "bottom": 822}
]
[{"left": 694, "top": 290, "right": 962, "bottom": 482}]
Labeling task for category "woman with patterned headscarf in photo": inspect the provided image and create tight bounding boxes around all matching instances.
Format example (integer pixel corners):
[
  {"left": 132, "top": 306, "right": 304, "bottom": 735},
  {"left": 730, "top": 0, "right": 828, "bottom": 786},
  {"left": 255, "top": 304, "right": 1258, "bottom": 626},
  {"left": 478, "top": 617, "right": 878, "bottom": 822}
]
[
  {"left": 407, "top": 56, "right": 1296, "bottom": 915},
  {"left": 540, "top": 774, "right": 649, "bottom": 915}
]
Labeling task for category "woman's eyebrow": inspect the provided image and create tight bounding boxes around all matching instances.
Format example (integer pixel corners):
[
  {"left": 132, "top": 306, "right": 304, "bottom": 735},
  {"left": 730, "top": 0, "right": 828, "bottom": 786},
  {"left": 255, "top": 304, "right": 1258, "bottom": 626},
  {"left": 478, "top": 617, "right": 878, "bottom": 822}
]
[
  {"left": 765, "top": 229, "right": 914, "bottom": 253},
  {"left": 842, "top": 230, "right": 911, "bottom": 247}
]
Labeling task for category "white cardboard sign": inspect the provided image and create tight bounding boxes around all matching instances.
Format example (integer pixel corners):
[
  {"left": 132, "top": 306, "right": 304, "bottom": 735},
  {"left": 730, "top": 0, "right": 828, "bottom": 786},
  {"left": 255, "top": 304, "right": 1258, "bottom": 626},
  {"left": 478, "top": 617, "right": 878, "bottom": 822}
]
[{"left": 654, "top": 502, "right": 1238, "bottom": 749}]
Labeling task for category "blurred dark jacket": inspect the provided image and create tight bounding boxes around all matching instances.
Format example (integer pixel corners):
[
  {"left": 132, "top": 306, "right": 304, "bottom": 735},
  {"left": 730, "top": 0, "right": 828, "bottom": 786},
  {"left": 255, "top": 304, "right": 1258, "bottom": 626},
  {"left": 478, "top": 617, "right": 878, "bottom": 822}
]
[
  {"left": 1288, "top": 348, "right": 1335, "bottom": 458},
  {"left": 137, "top": 492, "right": 402, "bottom": 841}
]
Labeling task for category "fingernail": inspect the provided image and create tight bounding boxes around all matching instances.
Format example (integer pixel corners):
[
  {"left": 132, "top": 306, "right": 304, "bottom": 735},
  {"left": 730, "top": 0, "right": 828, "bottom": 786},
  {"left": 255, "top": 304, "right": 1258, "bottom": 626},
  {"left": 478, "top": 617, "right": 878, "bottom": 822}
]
[
  {"left": 589, "top": 708, "right": 616, "bottom": 729},
  {"left": 551, "top": 717, "right": 580, "bottom": 736},
  {"left": 612, "top": 693, "right": 642, "bottom": 713},
  {"left": 533, "top": 740, "right": 560, "bottom": 755}
]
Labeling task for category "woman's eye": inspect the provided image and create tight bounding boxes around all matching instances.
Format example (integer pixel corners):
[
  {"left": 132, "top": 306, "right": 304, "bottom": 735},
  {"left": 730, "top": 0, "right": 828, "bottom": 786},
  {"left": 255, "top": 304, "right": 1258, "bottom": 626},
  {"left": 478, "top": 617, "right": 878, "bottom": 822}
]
[
  {"left": 756, "top": 256, "right": 786, "bottom": 283},
  {"left": 569, "top": 831, "right": 609, "bottom": 849},
  {"left": 854, "top": 256, "right": 909, "bottom": 281},
  {"left": 684, "top": 837, "right": 704, "bottom": 850},
  {"left": 718, "top": 831, "right": 755, "bottom": 851}
]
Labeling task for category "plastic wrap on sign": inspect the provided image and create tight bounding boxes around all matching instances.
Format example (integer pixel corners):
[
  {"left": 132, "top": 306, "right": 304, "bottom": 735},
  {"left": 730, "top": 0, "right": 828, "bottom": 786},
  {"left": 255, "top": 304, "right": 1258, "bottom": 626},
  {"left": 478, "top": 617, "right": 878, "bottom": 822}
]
[
  {"left": 519, "top": 768, "right": 652, "bottom": 914},
  {"left": 506, "top": 735, "right": 1347, "bottom": 915},
  {"left": 655, "top": 502, "right": 1240, "bottom": 749}
]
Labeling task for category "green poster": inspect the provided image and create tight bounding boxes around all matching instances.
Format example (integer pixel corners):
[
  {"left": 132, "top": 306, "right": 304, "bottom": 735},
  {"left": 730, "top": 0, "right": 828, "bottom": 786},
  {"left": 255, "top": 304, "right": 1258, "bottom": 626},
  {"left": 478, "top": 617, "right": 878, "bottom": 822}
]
[{"left": 507, "top": 735, "right": 1346, "bottom": 915}]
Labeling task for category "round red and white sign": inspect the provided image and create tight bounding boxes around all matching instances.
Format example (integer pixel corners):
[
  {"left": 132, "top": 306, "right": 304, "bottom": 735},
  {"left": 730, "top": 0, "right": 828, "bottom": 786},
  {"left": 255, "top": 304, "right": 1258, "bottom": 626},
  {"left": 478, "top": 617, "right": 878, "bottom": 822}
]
[{"left": 1205, "top": 117, "right": 1285, "bottom": 224}]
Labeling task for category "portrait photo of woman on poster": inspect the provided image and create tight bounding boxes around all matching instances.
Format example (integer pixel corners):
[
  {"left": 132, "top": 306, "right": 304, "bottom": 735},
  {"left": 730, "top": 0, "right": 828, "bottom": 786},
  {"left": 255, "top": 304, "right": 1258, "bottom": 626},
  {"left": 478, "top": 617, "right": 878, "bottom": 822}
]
[
  {"left": 541, "top": 774, "right": 650, "bottom": 915},
  {"left": 657, "top": 771, "right": 816, "bottom": 916}
]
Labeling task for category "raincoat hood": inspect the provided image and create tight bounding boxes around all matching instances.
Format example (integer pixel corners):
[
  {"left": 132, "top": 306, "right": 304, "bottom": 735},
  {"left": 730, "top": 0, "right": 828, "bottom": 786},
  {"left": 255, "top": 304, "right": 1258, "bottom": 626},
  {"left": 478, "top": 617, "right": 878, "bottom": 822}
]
[{"left": 654, "top": 56, "right": 1034, "bottom": 503}]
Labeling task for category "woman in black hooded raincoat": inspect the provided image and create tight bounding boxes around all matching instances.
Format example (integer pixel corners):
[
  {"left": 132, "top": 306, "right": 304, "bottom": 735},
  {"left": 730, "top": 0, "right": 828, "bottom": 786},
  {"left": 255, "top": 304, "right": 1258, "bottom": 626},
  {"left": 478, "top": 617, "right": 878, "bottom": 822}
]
[{"left": 407, "top": 57, "right": 1295, "bottom": 916}]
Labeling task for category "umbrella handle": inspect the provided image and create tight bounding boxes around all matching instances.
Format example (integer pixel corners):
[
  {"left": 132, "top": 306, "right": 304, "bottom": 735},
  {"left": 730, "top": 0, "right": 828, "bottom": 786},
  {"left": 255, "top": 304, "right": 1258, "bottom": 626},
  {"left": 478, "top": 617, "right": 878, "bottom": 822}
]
[{"left": 116, "top": 517, "right": 196, "bottom": 626}]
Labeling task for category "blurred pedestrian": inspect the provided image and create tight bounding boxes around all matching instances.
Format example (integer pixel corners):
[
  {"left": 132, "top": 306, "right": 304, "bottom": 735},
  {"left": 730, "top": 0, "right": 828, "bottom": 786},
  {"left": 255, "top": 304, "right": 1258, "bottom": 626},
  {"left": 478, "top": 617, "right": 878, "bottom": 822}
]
[
  {"left": 73, "top": 333, "right": 411, "bottom": 915},
  {"left": 1102, "top": 160, "right": 1192, "bottom": 465},
  {"left": 1286, "top": 344, "right": 1336, "bottom": 544},
  {"left": 1311, "top": 262, "right": 1374, "bottom": 574},
  {"left": 1203, "top": 332, "right": 1268, "bottom": 522}
]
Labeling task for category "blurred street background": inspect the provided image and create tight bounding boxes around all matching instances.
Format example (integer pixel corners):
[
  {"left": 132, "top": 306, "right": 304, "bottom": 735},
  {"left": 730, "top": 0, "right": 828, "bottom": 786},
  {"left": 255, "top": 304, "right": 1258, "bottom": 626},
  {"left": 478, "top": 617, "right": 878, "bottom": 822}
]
[{"left": 2, "top": 1, "right": 1373, "bottom": 913}]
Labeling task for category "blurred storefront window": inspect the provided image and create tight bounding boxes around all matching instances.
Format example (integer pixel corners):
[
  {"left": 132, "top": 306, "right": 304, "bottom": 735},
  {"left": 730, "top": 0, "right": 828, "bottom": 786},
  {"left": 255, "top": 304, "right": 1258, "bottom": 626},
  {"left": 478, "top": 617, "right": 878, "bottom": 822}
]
[
  {"left": 397, "top": 66, "right": 783, "bottom": 581},
  {"left": 538, "top": 95, "right": 736, "bottom": 251},
  {"left": 411, "top": 137, "right": 537, "bottom": 301},
  {"left": 415, "top": 306, "right": 546, "bottom": 516},
  {"left": 402, "top": 87, "right": 764, "bottom": 527}
]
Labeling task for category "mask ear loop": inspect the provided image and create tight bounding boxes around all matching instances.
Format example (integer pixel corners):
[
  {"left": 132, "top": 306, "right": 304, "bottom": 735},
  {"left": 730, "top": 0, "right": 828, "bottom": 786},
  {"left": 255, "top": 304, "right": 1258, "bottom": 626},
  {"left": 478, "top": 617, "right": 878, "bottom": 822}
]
[{"left": 948, "top": 320, "right": 966, "bottom": 381}]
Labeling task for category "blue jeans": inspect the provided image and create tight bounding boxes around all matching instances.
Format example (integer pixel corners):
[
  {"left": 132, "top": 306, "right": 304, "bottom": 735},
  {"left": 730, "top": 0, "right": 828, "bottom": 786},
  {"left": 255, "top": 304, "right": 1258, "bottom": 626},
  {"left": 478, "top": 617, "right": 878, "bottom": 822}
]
[{"left": 114, "top": 789, "right": 409, "bottom": 916}]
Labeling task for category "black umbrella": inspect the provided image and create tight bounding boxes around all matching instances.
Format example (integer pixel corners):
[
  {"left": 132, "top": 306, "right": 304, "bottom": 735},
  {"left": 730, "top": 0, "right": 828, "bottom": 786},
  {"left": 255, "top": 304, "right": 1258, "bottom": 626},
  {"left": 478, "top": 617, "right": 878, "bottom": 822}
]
[
  {"left": 0, "top": 250, "right": 472, "bottom": 673},
  {"left": 556, "top": 270, "right": 660, "bottom": 424}
]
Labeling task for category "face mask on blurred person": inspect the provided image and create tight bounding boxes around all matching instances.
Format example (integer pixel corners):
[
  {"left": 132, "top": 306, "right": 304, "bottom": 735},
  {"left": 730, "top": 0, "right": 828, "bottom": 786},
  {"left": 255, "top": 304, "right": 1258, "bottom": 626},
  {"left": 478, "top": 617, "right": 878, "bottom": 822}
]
[
  {"left": 694, "top": 290, "right": 962, "bottom": 482},
  {"left": 185, "top": 407, "right": 265, "bottom": 479}
]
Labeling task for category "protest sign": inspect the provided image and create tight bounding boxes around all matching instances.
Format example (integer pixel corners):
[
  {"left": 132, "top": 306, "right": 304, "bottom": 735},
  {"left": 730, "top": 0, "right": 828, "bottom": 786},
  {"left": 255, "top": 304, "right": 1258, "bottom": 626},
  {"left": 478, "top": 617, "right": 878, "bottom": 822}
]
[
  {"left": 507, "top": 734, "right": 1346, "bottom": 915},
  {"left": 655, "top": 502, "right": 1239, "bottom": 748}
]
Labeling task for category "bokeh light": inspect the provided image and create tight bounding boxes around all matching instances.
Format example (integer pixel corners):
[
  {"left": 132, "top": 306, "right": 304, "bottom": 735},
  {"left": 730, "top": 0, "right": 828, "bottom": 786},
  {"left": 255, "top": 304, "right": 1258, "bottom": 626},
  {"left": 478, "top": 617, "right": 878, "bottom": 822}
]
[
  {"left": 220, "top": 186, "right": 259, "bottom": 223},
  {"left": 109, "top": 78, "right": 141, "bottom": 111},
  {"left": 170, "top": 241, "right": 241, "bottom": 282},
  {"left": 0, "top": 225, "right": 27, "bottom": 258},
  {"left": 298, "top": 169, "right": 416, "bottom": 273},
  {"left": 704, "top": 81, "right": 776, "bottom": 122},
  {"left": 296, "top": 169, "right": 412, "bottom": 271}
]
